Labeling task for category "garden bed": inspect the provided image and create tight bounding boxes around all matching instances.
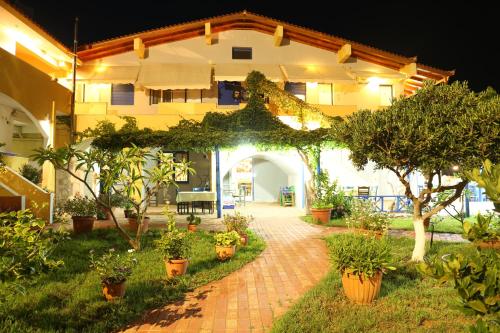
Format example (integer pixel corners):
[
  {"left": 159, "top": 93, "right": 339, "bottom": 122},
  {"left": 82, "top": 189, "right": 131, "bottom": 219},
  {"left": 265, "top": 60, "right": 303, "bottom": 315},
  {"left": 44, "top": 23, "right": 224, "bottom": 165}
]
[
  {"left": 271, "top": 236, "right": 475, "bottom": 333},
  {"left": 0, "top": 229, "right": 265, "bottom": 332}
]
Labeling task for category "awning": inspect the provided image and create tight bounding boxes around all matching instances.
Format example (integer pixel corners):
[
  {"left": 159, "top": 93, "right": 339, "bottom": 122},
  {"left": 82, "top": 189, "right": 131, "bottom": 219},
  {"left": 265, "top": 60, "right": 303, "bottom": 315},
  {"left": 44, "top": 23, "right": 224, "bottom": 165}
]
[
  {"left": 137, "top": 64, "right": 212, "bottom": 90},
  {"left": 77, "top": 66, "right": 139, "bottom": 84},
  {"left": 214, "top": 64, "right": 283, "bottom": 82},
  {"left": 281, "top": 65, "right": 353, "bottom": 82}
]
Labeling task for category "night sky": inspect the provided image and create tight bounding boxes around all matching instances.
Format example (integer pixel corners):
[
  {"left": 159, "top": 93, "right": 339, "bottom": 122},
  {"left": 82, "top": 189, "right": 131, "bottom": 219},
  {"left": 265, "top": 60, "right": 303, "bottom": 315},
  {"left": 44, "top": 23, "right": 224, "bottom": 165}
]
[{"left": 12, "top": 0, "right": 499, "bottom": 92}]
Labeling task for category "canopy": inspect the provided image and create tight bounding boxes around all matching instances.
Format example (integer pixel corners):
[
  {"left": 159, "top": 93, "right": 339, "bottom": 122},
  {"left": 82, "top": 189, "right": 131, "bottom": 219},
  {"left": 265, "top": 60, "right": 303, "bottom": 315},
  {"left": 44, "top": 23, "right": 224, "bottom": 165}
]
[
  {"left": 77, "top": 66, "right": 139, "bottom": 84},
  {"left": 282, "top": 64, "right": 353, "bottom": 82},
  {"left": 214, "top": 64, "right": 283, "bottom": 82},
  {"left": 137, "top": 64, "right": 212, "bottom": 89}
]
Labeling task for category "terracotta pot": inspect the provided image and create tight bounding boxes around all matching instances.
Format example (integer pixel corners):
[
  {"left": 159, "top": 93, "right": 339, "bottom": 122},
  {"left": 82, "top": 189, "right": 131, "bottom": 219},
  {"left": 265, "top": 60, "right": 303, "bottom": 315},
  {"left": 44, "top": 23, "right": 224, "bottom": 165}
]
[
  {"left": 128, "top": 217, "right": 150, "bottom": 233},
  {"left": 102, "top": 281, "right": 126, "bottom": 301},
  {"left": 239, "top": 233, "right": 248, "bottom": 246},
  {"left": 187, "top": 224, "right": 197, "bottom": 232},
  {"left": 477, "top": 240, "right": 500, "bottom": 249},
  {"left": 310, "top": 208, "right": 332, "bottom": 224},
  {"left": 342, "top": 270, "right": 383, "bottom": 305},
  {"left": 72, "top": 216, "right": 95, "bottom": 234},
  {"left": 165, "top": 259, "right": 189, "bottom": 278},
  {"left": 215, "top": 245, "right": 236, "bottom": 261}
]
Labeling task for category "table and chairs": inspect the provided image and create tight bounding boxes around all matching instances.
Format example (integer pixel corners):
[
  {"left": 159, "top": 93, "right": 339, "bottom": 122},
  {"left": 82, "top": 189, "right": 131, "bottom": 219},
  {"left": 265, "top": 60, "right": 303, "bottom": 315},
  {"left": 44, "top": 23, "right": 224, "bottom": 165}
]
[{"left": 176, "top": 190, "right": 216, "bottom": 214}]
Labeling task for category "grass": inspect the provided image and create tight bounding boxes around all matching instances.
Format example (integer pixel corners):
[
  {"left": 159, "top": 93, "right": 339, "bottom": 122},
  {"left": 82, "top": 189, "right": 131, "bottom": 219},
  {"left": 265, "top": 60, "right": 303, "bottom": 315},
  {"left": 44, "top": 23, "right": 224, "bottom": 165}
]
[
  {"left": 0, "top": 228, "right": 265, "bottom": 333},
  {"left": 302, "top": 215, "right": 473, "bottom": 234},
  {"left": 271, "top": 236, "right": 476, "bottom": 333}
]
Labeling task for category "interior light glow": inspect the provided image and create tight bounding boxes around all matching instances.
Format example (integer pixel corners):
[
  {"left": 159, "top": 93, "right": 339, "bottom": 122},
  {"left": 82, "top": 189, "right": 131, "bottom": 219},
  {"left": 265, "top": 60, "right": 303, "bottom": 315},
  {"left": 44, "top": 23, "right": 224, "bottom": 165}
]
[
  {"left": 306, "top": 82, "right": 318, "bottom": 89},
  {"left": 366, "top": 76, "right": 383, "bottom": 91}
]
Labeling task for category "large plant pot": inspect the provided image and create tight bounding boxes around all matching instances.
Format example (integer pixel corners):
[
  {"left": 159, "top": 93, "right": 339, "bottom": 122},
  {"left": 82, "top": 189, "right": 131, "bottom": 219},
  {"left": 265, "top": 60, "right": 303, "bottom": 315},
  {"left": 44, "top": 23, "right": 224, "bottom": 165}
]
[
  {"left": 72, "top": 216, "right": 95, "bottom": 234},
  {"left": 215, "top": 245, "right": 236, "bottom": 261},
  {"left": 165, "top": 259, "right": 189, "bottom": 278},
  {"left": 102, "top": 281, "right": 126, "bottom": 301},
  {"left": 342, "top": 270, "right": 383, "bottom": 304},
  {"left": 128, "top": 217, "right": 150, "bottom": 233},
  {"left": 477, "top": 240, "right": 500, "bottom": 249},
  {"left": 311, "top": 208, "right": 332, "bottom": 224},
  {"left": 239, "top": 233, "right": 248, "bottom": 246},
  {"left": 187, "top": 224, "right": 197, "bottom": 232}
]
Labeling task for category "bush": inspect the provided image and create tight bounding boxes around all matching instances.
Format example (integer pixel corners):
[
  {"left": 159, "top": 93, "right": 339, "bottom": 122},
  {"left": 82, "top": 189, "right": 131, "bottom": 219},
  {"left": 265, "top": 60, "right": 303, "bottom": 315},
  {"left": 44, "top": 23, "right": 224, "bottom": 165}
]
[
  {"left": 89, "top": 248, "right": 137, "bottom": 285},
  {"left": 328, "top": 233, "right": 395, "bottom": 278},
  {"left": 155, "top": 217, "right": 192, "bottom": 260},
  {"left": 345, "top": 199, "right": 389, "bottom": 232},
  {"left": 214, "top": 231, "right": 241, "bottom": 247},
  {"left": 186, "top": 213, "right": 201, "bottom": 226},
  {"left": 222, "top": 211, "right": 253, "bottom": 234},
  {"left": 62, "top": 195, "right": 97, "bottom": 217},
  {"left": 0, "top": 210, "right": 66, "bottom": 282},
  {"left": 18, "top": 164, "right": 41, "bottom": 185},
  {"left": 463, "top": 213, "right": 499, "bottom": 243}
]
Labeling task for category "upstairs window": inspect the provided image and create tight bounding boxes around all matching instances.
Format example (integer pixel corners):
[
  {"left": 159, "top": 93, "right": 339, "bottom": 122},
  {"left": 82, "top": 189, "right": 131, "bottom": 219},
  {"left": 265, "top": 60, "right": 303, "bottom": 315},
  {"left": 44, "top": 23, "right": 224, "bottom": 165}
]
[
  {"left": 111, "top": 84, "right": 134, "bottom": 105},
  {"left": 218, "top": 81, "right": 247, "bottom": 105},
  {"left": 232, "top": 47, "right": 252, "bottom": 60},
  {"left": 284, "top": 82, "right": 306, "bottom": 101},
  {"left": 149, "top": 89, "right": 173, "bottom": 104}
]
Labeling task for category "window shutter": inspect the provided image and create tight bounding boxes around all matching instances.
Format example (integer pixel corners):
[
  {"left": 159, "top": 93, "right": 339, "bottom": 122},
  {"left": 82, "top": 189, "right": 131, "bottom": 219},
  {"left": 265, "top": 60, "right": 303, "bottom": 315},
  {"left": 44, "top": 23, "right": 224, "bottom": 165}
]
[{"left": 111, "top": 84, "right": 134, "bottom": 105}]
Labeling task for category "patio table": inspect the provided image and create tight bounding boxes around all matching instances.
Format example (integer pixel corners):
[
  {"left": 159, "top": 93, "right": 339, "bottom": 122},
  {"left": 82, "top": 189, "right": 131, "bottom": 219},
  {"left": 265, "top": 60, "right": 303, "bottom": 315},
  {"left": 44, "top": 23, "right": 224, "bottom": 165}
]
[{"left": 176, "top": 191, "right": 216, "bottom": 214}]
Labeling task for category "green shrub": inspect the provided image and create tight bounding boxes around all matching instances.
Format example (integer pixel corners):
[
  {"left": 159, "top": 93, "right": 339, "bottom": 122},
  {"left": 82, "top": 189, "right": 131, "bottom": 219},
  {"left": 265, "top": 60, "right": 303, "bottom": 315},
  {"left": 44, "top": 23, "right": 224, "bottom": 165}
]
[
  {"left": 186, "top": 213, "right": 201, "bottom": 225},
  {"left": 155, "top": 217, "right": 192, "bottom": 260},
  {"left": 345, "top": 199, "right": 390, "bottom": 232},
  {"left": 328, "top": 233, "right": 395, "bottom": 277},
  {"left": 18, "top": 164, "right": 41, "bottom": 185},
  {"left": 62, "top": 195, "right": 97, "bottom": 217},
  {"left": 463, "top": 214, "right": 499, "bottom": 243},
  {"left": 222, "top": 211, "right": 253, "bottom": 233},
  {"left": 214, "top": 231, "right": 241, "bottom": 247},
  {"left": 0, "top": 210, "right": 66, "bottom": 282},
  {"left": 89, "top": 248, "right": 137, "bottom": 284}
]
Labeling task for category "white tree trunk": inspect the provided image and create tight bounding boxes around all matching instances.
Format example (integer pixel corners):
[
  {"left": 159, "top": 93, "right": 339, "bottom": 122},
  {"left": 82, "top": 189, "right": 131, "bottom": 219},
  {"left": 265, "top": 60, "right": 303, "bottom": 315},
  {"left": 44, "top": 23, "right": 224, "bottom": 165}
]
[{"left": 412, "top": 217, "right": 426, "bottom": 261}]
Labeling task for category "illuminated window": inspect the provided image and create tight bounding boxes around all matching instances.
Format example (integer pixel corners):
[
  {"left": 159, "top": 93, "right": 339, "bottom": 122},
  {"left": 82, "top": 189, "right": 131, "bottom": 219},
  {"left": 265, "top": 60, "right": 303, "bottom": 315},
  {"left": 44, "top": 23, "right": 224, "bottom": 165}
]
[
  {"left": 111, "top": 84, "right": 134, "bottom": 105},
  {"left": 379, "top": 85, "right": 393, "bottom": 106},
  {"left": 306, "top": 83, "right": 333, "bottom": 105}
]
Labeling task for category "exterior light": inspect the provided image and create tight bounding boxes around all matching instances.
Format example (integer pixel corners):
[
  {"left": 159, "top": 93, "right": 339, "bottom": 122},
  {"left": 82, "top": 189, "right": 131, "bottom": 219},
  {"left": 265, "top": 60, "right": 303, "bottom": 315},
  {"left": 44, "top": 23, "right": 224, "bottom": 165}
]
[
  {"left": 452, "top": 165, "right": 459, "bottom": 171},
  {"left": 366, "top": 77, "right": 383, "bottom": 91}
]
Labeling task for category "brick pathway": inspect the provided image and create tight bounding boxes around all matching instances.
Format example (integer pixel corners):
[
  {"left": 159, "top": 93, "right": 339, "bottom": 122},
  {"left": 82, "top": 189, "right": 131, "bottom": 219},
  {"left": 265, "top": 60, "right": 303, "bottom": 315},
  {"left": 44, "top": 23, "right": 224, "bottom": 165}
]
[{"left": 122, "top": 204, "right": 330, "bottom": 333}]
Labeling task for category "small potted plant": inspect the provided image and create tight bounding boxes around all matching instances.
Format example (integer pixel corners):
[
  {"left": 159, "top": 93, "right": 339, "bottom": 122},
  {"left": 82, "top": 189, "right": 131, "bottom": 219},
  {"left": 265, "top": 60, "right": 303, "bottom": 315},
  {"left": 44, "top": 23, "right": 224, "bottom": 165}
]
[
  {"left": 62, "top": 195, "right": 97, "bottom": 234},
  {"left": 222, "top": 212, "right": 253, "bottom": 245},
  {"left": 345, "top": 199, "right": 389, "bottom": 238},
  {"left": 89, "top": 248, "right": 137, "bottom": 301},
  {"left": 462, "top": 214, "right": 499, "bottom": 249},
  {"left": 329, "top": 233, "right": 395, "bottom": 304},
  {"left": 155, "top": 214, "right": 192, "bottom": 278},
  {"left": 186, "top": 213, "right": 201, "bottom": 232},
  {"left": 127, "top": 212, "right": 150, "bottom": 233},
  {"left": 310, "top": 171, "right": 335, "bottom": 224},
  {"left": 214, "top": 231, "right": 241, "bottom": 261}
]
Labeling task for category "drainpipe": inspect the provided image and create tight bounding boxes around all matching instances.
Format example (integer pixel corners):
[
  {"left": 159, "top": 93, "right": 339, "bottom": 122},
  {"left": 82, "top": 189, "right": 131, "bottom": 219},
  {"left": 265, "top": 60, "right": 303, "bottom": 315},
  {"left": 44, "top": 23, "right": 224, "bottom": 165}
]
[
  {"left": 70, "top": 17, "right": 79, "bottom": 144},
  {"left": 215, "top": 145, "right": 222, "bottom": 218}
]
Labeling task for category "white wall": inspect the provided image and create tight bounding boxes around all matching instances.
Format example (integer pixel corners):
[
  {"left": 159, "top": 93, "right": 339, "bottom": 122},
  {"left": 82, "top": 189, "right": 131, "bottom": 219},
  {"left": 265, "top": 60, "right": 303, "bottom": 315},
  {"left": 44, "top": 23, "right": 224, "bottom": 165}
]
[
  {"left": 0, "top": 105, "right": 13, "bottom": 150},
  {"left": 253, "top": 158, "right": 288, "bottom": 202}
]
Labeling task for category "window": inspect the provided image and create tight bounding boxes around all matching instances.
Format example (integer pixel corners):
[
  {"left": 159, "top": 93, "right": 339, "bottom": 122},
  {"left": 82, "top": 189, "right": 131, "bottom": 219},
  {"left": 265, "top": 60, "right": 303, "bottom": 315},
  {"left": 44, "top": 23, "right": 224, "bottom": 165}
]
[
  {"left": 111, "top": 84, "right": 134, "bottom": 105},
  {"left": 379, "top": 85, "right": 393, "bottom": 106},
  {"left": 232, "top": 47, "right": 252, "bottom": 60},
  {"left": 218, "top": 81, "right": 247, "bottom": 105},
  {"left": 284, "top": 82, "right": 306, "bottom": 101},
  {"left": 162, "top": 90, "right": 173, "bottom": 103},
  {"left": 148, "top": 89, "right": 173, "bottom": 104},
  {"left": 305, "top": 83, "right": 333, "bottom": 105}
]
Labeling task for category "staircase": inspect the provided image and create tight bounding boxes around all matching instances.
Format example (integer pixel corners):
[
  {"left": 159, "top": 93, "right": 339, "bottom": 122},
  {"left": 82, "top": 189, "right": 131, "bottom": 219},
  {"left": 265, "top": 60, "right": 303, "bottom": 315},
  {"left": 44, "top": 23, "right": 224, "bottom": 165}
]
[{"left": 0, "top": 166, "right": 53, "bottom": 223}]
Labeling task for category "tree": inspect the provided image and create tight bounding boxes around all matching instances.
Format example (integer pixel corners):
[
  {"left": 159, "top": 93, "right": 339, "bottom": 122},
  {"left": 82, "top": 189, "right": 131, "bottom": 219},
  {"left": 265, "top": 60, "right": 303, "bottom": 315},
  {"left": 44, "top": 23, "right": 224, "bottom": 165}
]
[
  {"left": 32, "top": 145, "right": 193, "bottom": 250},
  {"left": 336, "top": 81, "right": 499, "bottom": 261}
]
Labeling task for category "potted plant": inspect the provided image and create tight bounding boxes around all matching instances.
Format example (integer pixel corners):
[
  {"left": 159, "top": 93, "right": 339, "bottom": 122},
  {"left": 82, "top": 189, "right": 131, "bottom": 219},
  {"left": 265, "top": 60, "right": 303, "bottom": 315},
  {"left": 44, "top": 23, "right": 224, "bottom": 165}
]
[
  {"left": 186, "top": 213, "right": 201, "bottom": 232},
  {"left": 222, "top": 212, "right": 253, "bottom": 245},
  {"left": 462, "top": 214, "right": 499, "bottom": 249},
  {"left": 310, "top": 171, "right": 334, "bottom": 224},
  {"left": 127, "top": 212, "right": 150, "bottom": 233},
  {"left": 329, "top": 233, "right": 395, "bottom": 304},
  {"left": 214, "top": 231, "right": 240, "bottom": 261},
  {"left": 89, "top": 248, "right": 137, "bottom": 301},
  {"left": 345, "top": 199, "right": 389, "bottom": 238},
  {"left": 62, "top": 195, "right": 97, "bottom": 234},
  {"left": 155, "top": 215, "right": 192, "bottom": 278}
]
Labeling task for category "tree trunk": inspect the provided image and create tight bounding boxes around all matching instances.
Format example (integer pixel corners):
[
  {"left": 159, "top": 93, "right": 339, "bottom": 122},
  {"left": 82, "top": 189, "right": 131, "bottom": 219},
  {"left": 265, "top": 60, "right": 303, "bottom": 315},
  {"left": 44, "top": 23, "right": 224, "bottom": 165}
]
[{"left": 411, "top": 202, "right": 426, "bottom": 261}]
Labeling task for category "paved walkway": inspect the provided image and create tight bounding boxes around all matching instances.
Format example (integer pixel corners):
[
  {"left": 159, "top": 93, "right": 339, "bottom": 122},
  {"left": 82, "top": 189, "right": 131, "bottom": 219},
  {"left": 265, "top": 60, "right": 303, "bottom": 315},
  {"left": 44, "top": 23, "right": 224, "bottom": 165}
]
[{"left": 122, "top": 204, "right": 330, "bottom": 333}]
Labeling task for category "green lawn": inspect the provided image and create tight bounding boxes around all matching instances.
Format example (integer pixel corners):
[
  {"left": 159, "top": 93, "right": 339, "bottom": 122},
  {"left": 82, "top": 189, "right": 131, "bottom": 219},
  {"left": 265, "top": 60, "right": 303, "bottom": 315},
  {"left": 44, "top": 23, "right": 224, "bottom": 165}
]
[
  {"left": 271, "top": 236, "right": 476, "bottom": 333},
  {"left": 302, "top": 215, "right": 473, "bottom": 234},
  {"left": 0, "top": 228, "right": 265, "bottom": 333}
]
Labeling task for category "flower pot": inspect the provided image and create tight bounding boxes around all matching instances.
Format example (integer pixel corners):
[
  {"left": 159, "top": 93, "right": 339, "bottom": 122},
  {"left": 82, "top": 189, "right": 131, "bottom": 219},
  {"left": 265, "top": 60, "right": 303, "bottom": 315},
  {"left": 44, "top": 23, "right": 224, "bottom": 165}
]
[
  {"left": 239, "top": 233, "right": 248, "bottom": 246},
  {"left": 341, "top": 270, "right": 383, "bottom": 304},
  {"left": 311, "top": 208, "right": 332, "bottom": 224},
  {"left": 71, "top": 216, "right": 95, "bottom": 234},
  {"left": 102, "top": 281, "right": 126, "bottom": 301},
  {"left": 187, "top": 224, "right": 197, "bottom": 232},
  {"left": 128, "top": 217, "right": 150, "bottom": 233},
  {"left": 124, "top": 209, "right": 133, "bottom": 218},
  {"left": 165, "top": 259, "right": 189, "bottom": 278},
  {"left": 215, "top": 245, "right": 236, "bottom": 261},
  {"left": 477, "top": 240, "right": 500, "bottom": 249}
]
